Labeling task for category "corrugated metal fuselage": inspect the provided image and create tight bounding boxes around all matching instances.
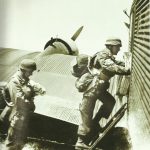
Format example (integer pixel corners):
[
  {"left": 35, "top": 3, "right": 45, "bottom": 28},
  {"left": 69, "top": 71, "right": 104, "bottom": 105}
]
[{"left": 128, "top": 0, "right": 150, "bottom": 149}]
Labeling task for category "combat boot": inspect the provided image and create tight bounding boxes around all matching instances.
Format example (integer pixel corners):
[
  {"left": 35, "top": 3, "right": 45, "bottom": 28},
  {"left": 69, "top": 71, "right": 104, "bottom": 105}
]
[{"left": 75, "top": 136, "right": 89, "bottom": 150}]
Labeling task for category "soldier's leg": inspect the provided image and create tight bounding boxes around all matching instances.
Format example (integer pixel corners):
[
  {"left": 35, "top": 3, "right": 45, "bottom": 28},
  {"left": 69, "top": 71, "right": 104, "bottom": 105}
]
[
  {"left": 4, "top": 112, "right": 27, "bottom": 150},
  {"left": 0, "top": 106, "right": 12, "bottom": 122},
  {"left": 3, "top": 126, "right": 18, "bottom": 150},
  {"left": 77, "top": 79, "right": 105, "bottom": 136},
  {"left": 16, "top": 119, "right": 29, "bottom": 146},
  {"left": 78, "top": 97, "right": 96, "bottom": 136},
  {"left": 76, "top": 88, "right": 97, "bottom": 148},
  {"left": 94, "top": 91, "right": 116, "bottom": 122}
]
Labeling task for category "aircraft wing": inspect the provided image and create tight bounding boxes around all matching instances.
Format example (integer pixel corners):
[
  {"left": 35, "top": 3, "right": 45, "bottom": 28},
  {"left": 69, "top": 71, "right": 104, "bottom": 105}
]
[
  {"left": 0, "top": 47, "right": 82, "bottom": 125},
  {"left": 33, "top": 53, "right": 82, "bottom": 125}
]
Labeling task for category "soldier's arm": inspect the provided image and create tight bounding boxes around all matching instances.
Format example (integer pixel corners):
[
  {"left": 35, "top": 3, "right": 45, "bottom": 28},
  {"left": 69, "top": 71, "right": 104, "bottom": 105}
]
[
  {"left": 97, "top": 51, "right": 130, "bottom": 75},
  {"left": 8, "top": 79, "right": 26, "bottom": 102},
  {"left": 114, "top": 60, "right": 125, "bottom": 67},
  {"left": 30, "top": 80, "right": 46, "bottom": 96}
]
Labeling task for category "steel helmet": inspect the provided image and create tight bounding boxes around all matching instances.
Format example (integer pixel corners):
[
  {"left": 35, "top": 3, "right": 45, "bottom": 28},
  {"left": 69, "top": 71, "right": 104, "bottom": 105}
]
[
  {"left": 105, "top": 38, "right": 122, "bottom": 47},
  {"left": 71, "top": 54, "right": 89, "bottom": 67},
  {"left": 76, "top": 54, "right": 89, "bottom": 66},
  {"left": 20, "top": 59, "right": 37, "bottom": 71}
]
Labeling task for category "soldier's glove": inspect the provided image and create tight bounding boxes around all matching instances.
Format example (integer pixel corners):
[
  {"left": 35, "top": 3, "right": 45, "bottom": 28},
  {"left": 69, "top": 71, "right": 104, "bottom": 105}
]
[
  {"left": 34, "top": 86, "right": 46, "bottom": 96},
  {"left": 40, "top": 89, "right": 46, "bottom": 95},
  {"left": 124, "top": 68, "right": 131, "bottom": 75}
]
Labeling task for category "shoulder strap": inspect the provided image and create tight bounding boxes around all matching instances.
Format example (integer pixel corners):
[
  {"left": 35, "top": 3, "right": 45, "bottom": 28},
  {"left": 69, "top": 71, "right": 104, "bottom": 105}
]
[{"left": 88, "top": 52, "right": 101, "bottom": 71}]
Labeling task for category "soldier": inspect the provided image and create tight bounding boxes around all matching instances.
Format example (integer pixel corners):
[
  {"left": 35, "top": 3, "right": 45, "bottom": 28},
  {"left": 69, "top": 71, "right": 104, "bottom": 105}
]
[
  {"left": 73, "top": 38, "right": 131, "bottom": 149},
  {"left": 3, "top": 59, "right": 46, "bottom": 150}
]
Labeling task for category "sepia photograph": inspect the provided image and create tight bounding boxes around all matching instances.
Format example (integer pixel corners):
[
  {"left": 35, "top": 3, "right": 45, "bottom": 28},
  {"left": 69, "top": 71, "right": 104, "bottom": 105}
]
[{"left": 0, "top": 0, "right": 149, "bottom": 150}]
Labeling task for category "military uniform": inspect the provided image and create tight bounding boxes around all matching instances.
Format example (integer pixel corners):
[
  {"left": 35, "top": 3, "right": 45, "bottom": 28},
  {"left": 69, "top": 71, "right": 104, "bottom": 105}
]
[
  {"left": 4, "top": 59, "right": 46, "bottom": 150},
  {"left": 78, "top": 48, "right": 130, "bottom": 137},
  {"left": 74, "top": 38, "right": 130, "bottom": 149}
]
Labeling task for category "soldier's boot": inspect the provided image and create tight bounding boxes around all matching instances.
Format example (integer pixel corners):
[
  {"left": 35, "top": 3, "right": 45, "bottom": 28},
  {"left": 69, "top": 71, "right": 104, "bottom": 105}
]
[{"left": 75, "top": 135, "right": 89, "bottom": 150}]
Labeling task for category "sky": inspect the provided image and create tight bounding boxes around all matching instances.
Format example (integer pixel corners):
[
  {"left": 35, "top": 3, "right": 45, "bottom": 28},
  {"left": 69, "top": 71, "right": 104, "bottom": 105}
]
[{"left": 0, "top": 0, "right": 133, "bottom": 56}]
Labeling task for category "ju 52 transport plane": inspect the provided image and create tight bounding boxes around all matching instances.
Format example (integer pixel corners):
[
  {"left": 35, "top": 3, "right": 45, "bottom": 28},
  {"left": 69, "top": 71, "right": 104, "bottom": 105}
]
[
  {"left": 0, "top": 25, "right": 130, "bottom": 150},
  {"left": 0, "top": 0, "right": 150, "bottom": 149}
]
